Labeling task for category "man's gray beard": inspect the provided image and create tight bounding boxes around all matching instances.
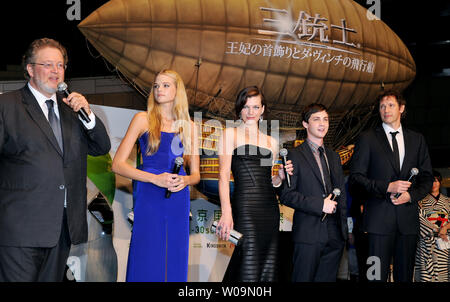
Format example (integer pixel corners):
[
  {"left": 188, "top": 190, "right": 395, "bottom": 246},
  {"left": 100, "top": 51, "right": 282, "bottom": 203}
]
[
  {"left": 39, "top": 83, "right": 57, "bottom": 95},
  {"left": 43, "top": 86, "right": 57, "bottom": 95}
]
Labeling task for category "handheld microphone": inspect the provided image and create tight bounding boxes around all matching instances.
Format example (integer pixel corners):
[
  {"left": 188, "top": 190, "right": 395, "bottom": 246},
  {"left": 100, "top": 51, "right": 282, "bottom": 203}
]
[
  {"left": 279, "top": 148, "right": 291, "bottom": 188},
  {"left": 165, "top": 157, "right": 184, "bottom": 198},
  {"left": 321, "top": 188, "right": 341, "bottom": 222},
  {"left": 394, "top": 167, "right": 419, "bottom": 198},
  {"left": 57, "top": 82, "right": 91, "bottom": 123}
]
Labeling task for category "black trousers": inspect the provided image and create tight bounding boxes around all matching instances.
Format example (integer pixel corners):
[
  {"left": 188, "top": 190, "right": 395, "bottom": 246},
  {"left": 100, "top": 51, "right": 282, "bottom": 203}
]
[
  {"left": 0, "top": 210, "right": 71, "bottom": 282},
  {"left": 367, "top": 232, "right": 417, "bottom": 282},
  {"left": 354, "top": 230, "right": 369, "bottom": 282},
  {"left": 292, "top": 220, "right": 344, "bottom": 282}
]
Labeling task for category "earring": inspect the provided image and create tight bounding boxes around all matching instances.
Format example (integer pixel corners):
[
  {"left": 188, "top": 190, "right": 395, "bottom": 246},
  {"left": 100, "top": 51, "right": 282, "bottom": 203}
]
[{"left": 259, "top": 116, "right": 263, "bottom": 122}]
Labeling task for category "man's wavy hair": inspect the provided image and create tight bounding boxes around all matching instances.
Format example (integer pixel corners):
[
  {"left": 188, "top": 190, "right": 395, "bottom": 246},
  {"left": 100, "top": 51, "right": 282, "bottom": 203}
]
[
  {"left": 22, "top": 38, "right": 68, "bottom": 80},
  {"left": 376, "top": 89, "right": 407, "bottom": 118}
]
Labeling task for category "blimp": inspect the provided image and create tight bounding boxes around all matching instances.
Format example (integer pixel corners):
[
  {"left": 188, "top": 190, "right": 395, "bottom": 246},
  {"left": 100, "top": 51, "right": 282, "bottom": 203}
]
[{"left": 78, "top": 0, "right": 415, "bottom": 201}]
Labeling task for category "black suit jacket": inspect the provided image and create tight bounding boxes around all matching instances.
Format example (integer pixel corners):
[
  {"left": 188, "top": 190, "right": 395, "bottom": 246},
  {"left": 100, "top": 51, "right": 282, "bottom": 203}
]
[
  {"left": 0, "top": 85, "right": 111, "bottom": 247},
  {"left": 278, "top": 142, "right": 348, "bottom": 244},
  {"left": 349, "top": 125, "right": 433, "bottom": 235}
]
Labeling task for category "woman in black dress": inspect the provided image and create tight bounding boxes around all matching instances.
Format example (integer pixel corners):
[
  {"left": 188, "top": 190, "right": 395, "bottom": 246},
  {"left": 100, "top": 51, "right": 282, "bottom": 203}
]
[{"left": 217, "top": 86, "right": 293, "bottom": 281}]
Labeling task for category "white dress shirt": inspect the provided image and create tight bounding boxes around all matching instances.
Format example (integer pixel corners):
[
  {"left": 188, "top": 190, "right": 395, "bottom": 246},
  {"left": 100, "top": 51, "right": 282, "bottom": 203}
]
[{"left": 382, "top": 122, "right": 405, "bottom": 170}]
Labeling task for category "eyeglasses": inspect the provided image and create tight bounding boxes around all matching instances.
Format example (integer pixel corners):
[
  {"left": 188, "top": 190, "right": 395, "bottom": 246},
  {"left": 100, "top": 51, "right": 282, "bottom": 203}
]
[{"left": 30, "top": 62, "right": 67, "bottom": 71}]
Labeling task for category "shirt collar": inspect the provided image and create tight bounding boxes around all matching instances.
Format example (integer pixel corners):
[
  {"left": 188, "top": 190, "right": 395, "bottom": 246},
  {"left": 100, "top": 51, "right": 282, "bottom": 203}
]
[
  {"left": 382, "top": 122, "right": 402, "bottom": 136},
  {"left": 306, "top": 139, "right": 324, "bottom": 153}
]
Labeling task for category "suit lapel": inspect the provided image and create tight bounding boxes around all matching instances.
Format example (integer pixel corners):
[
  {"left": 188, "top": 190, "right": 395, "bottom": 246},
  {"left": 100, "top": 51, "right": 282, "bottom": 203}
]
[
  {"left": 375, "top": 126, "right": 399, "bottom": 174},
  {"left": 21, "top": 86, "right": 63, "bottom": 157},
  {"left": 400, "top": 128, "right": 412, "bottom": 176},
  {"left": 298, "top": 142, "right": 325, "bottom": 191}
]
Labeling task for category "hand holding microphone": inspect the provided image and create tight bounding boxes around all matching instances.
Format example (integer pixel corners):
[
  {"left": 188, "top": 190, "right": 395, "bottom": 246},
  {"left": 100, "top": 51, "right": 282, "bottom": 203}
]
[
  {"left": 321, "top": 188, "right": 341, "bottom": 222},
  {"left": 165, "top": 157, "right": 184, "bottom": 198},
  {"left": 394, "top": 168, "right": 419, "bottom": 198},
  {"left": 57, "top": 82, "right": 91, "bottom": 123},
  {"left": 279, "top": 148, "right": 292, "bottom": 188}
]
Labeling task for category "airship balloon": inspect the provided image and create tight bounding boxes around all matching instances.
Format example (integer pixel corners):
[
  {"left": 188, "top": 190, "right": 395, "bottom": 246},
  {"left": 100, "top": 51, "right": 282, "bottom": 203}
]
[
  {"left": 78, "top": 0, "right": 416, "bottom": 133},
  {"left": 79, "top": 0, "right": 415, "bottom": 203}
]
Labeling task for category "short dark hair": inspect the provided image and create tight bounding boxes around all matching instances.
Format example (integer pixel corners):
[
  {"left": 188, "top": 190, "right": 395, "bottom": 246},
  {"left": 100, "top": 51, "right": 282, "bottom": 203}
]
[
  {"left": 301, "top": 103, "right": 328, "bottom": 123},
  {"left": 377, "top": 89, "right": 406, "bottom": 118},
  {"left": 433, "top": 170, "right": 442, "bottom": 183},
  {"left": 235, "top": 86, "right": 267, "bottom": 119},
  {"left": 377, "top": 89, "right": 406, "bottom": 106},
  {"left": 22, "top": 38, "right": 68, "bottom": 80}
]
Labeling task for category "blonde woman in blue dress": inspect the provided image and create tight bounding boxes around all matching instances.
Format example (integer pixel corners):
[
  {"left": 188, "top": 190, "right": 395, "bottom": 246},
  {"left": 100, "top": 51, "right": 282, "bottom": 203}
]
[{"left": 112, "top": 69, "right": 200, "bottom": 281}]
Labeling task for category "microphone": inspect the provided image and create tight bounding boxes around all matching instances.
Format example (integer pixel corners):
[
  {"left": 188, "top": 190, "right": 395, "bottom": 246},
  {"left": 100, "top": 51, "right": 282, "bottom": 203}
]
[
  {"left": 57, "top": 82, "right": 91, "bottom": 123},
  {"left": 321, "top": 188, "right": 341, "bottom": 222},
  {"left": 165, "top": 157, "right": 184, "bottom": 198},
  {"left": 394, "top": 167, "right": 419, "bottom": 198},
  {"left": 279, "top": 148, "right": 291, "bottom": 188}
]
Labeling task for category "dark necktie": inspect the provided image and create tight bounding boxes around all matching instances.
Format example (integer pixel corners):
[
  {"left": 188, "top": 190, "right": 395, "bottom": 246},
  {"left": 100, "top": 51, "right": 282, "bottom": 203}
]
[
  {"left": 318, "top": 146, "right": 332, "bottom": 195},
  {"left": 45, "top": 100, "right": 63, "bottom": 152},
  {"left": 390, "top": 131, "right": 400, "bottom": 172}
]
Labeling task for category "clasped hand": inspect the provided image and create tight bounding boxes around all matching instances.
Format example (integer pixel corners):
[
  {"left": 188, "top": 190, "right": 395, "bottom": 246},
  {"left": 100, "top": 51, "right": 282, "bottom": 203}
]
[
  {"left": 323, "top": 194, "right": 337, "bottom": 214},
  {"left": 388, "top": 180, "right": 412, "bottom": 205},
  {"left": 154, "top": 172, "right": 187, "bottom": 192},
  {"left": 390, "top": 192, "right": 411, "bottom": 205}
]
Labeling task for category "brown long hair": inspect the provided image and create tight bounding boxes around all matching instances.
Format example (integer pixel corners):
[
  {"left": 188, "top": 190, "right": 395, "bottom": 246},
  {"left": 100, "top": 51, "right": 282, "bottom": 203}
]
[{"left": 145, "top": 69, "right": 192, "bottom": 160}]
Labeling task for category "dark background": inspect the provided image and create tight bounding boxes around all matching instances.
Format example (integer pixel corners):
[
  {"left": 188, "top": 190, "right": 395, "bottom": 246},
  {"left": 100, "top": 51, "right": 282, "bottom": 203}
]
[
  {"left": 0, "top": 1, "right": 110, "bottom": 78},
  {"left": 354, "top": 0, "right": 450, "bottom": 169},
  {"left": 1, "top": 0, "right": 449, "bottom": 167}
]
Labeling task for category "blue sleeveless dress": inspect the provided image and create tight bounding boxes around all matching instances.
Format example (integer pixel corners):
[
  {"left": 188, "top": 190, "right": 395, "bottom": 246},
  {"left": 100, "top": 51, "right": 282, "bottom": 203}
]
[{"left": 126, "top": 131, "right": 190, "bottom": 282}]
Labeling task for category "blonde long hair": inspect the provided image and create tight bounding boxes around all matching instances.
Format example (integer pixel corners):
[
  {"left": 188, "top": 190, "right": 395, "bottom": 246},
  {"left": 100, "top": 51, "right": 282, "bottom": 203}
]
[{"left": 146, "top": 69, "right": 192, "bottom": 160}]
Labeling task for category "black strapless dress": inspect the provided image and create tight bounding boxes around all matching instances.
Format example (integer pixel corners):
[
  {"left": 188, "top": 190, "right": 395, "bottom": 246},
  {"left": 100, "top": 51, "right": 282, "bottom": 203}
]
[{"left": 223, "top": 144, "right": 280, "bottom": 282}]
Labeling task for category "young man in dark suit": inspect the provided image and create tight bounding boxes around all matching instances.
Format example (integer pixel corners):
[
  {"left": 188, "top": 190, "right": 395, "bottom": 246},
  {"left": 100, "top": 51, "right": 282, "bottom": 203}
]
[
  {"left": 0, "top": 38, "right": 111, "bottom": 281},
  {"left": 349, "top": 90, "right": 433, "bottom": 282},
  {"left": 277, "top": 103, "right": 348, "bottom": 282}
]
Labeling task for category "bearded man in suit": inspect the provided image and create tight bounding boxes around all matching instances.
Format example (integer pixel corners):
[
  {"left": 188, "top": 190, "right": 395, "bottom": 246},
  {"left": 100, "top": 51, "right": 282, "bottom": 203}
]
[{"left": 0, "top": 38, "right": 111, "bottom": 281}]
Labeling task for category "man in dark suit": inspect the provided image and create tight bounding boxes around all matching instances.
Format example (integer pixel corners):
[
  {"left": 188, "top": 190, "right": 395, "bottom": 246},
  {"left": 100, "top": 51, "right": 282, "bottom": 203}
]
[
  {"left": 278, "top": 103, "right": 348, "bottom": 282},
  {"left": 349, "top": 90, "right": 433, "bottom": 282},
  {"left": 0, "top": 38, "right": 111, "bottom": 281}
]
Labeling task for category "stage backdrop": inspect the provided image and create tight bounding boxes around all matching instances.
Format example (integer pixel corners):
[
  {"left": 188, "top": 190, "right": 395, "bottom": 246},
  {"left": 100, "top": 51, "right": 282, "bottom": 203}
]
[{"left": 78, "top": 0, "right": 416, "bottom": 149}]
